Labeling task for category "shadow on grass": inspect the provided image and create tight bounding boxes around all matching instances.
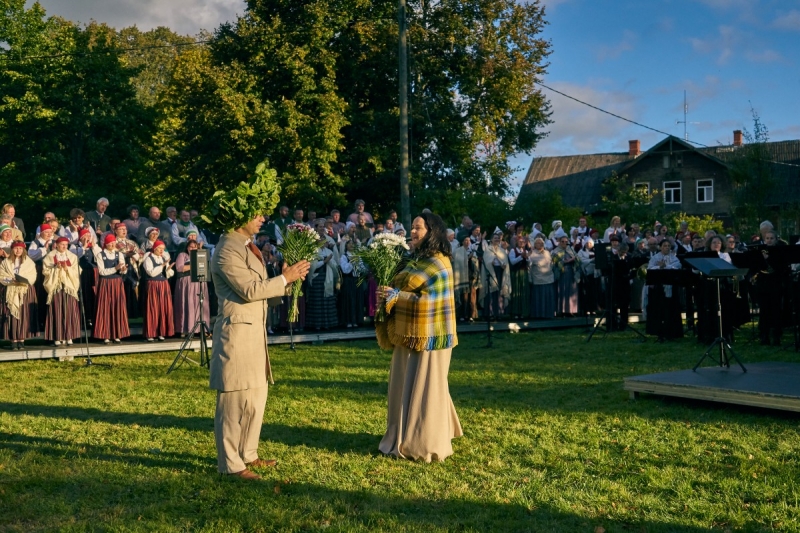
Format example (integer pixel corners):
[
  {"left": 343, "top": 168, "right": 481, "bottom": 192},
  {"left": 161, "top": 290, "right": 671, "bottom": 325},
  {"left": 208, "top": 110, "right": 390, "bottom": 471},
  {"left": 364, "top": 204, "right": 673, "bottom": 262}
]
[
  {"left": 0, "top": 402, "right": 377, "bottom": 456},
  {"left": 0, "top": 431, "right": 211, "bottom": 471},
  {"left": 0, "top": 470, "right": 716, "bottom": 533}
]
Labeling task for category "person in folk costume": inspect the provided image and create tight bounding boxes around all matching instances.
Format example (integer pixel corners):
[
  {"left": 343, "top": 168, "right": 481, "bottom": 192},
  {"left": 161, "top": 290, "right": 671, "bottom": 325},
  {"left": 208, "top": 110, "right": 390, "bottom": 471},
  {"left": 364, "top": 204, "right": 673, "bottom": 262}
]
[
  {"left": 479, "top": 228, "right": 512, "bottom": 319},
  {"left": 0, "top": 224, "right": 13, "bottom": 254},
  {"left": 645, "top": 239, "right": 683, "bottom": 342},
  {"left": 577, "top": 238, "right": 600, "bottom": 315},
  {"left": 0, "top": 241, "right": 38, "bottom": 350},
  {"left": 141, "top": 240, "right": 175, "bottom": 341},
  {"left": 508, "top": 222, "right": 525, "bottom": 249},
  {"left": 451, "top": 236, "right": 476, "bottom": 322},
  {"left": 575, "top": 217, "right": 592, "bottom": 240},
  {"left": 59, "top": 208, "right": 98, "bottom": 247},
  {"left": 339, "top": 239, "right": 366, "bottom": 328},
  {"left": 375, "top": 212, "right": 462, "bottom": 462},
  {"left": 28, "top": 223, "right": 55, "bottom": 330},
  {"left": 42, "top": 237, "right": 81, "bottom": 346},
  {"left": 70, "top": 228, "right": 99, "bottom": 328},
  {"left": 112, "top": 222, "right": 142, "bottom": 319},
  {"left": 92, "top": 234, "right": 130, "bottom": 344},
  {"left": 173, "top": 239, "right": 211, "bottom": 336},
  {"left": 508, "top": 231, "right": 531, "bottom": 319},
  {"left": 529, "top": 236, "right": 556, "bottom": 319},
  {"left": 545, "top": 220, "right": 562, "bottom": 251},
  {"left": 552, "top": 232, "right": 581, "bottom": 316},
  {"left": 305, "top": 220, "right": 339, "bottom": 330}
]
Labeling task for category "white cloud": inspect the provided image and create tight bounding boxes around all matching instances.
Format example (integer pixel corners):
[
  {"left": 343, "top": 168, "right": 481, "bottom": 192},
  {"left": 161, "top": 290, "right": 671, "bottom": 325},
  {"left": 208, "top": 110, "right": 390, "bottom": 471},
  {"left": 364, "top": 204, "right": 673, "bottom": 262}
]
[
  {"left": 596, "top": 30, "right": 637, "bottom": 61},
  {"left": 744, "top": 49, "right": 783, "bottom": 63},
  {"left": 687, "top": 25, "right": 740, "bottom": 65},
  {"left": 34, "top": 0, "right": 245, "bottom": 35},
  {"left": 772, "top": 9, "right": 800, "bottom": 31}
]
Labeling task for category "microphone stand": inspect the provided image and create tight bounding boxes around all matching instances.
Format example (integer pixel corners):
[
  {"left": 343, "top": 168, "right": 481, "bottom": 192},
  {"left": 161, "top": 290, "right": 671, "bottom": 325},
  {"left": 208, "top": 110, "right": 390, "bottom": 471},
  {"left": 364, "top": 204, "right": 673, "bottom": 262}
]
[
  {"left": 476, "top": 239, "right": 493, "bottom": 348},
  {"left": 75, "top": 255, "right": 110, "bottom": 368}
]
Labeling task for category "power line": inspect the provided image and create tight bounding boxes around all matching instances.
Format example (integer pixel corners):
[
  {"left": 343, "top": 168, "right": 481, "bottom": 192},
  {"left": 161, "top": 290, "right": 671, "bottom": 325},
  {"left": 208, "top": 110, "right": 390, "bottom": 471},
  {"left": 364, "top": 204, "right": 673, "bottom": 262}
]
[{"left": 535, "top": 80, "right": 800, "bottom": 168}]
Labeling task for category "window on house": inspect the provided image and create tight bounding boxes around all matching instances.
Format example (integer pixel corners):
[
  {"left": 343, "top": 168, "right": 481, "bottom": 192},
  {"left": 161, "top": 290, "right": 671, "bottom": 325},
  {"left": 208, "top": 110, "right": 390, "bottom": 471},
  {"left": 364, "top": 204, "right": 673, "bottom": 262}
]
[
  {"left": 663, "top": 181, "right": 681, "bottom": 204},
  {"left": 697, "top": 179, "right": 714, "bottom": 203},
  {"left": 632, "top": 182, "right": 651, "bottom": 204},
  {"left": 662, "top": 155, "right": 670, "bottom": 169}
]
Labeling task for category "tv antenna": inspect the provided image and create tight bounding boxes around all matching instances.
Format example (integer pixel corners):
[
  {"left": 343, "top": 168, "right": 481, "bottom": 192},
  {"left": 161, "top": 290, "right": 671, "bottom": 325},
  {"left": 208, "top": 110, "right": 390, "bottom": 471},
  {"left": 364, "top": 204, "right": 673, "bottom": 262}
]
[{"left": 675, "top": 90, "right": 700, "bottom": 141}]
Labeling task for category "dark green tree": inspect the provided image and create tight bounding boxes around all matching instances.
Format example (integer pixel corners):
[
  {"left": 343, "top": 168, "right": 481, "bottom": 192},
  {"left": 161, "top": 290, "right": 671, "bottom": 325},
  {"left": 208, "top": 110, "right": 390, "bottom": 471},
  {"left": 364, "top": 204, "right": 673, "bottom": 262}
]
[
  {"left": 600, "top": 171, "right": 661, "bottom": 228},
  {"left": 0, "top": 1, "right": 155, "bottom": 221}
]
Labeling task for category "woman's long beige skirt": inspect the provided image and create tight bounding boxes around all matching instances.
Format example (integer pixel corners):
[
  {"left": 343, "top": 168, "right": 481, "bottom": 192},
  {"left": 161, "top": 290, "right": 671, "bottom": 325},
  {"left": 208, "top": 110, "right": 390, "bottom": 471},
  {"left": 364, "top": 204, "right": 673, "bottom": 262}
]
[{"left": 379, "top": 345, "right": 463, "bottom": 462}]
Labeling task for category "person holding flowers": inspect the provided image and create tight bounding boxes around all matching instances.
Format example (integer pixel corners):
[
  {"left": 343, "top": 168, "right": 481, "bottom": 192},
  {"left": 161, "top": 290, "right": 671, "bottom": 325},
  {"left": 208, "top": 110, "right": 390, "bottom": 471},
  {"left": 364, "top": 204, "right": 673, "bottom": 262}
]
[
  {"left": 375, "top": 212, "right": 462, "bottom": 462},
  {"left": 204, "top": 163, "right": 310, "bottom": 481}
]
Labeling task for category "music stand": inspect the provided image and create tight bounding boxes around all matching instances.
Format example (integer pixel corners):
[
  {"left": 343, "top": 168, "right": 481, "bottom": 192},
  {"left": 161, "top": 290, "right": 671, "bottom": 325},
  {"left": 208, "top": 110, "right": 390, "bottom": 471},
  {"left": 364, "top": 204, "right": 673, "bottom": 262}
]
[
  {"left": 685, "top": 257, "right": 749, "bottom": 372},
  {"left": 587, "top": 248, "right": 647, "bottom": 342}
]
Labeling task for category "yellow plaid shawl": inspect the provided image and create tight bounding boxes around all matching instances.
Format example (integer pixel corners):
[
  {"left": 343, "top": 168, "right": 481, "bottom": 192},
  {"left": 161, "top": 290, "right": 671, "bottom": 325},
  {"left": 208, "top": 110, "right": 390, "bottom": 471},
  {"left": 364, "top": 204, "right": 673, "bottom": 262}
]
[{"left": 376, "top": 253, "right": 458, "bottom": 352}]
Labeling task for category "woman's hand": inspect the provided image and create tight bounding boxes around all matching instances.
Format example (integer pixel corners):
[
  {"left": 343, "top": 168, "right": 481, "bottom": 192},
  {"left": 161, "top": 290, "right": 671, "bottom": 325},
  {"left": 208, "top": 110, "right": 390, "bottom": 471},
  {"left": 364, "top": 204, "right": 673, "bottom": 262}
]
[{"left": 376, "top": 285, "right": 393, "bottom": 304}]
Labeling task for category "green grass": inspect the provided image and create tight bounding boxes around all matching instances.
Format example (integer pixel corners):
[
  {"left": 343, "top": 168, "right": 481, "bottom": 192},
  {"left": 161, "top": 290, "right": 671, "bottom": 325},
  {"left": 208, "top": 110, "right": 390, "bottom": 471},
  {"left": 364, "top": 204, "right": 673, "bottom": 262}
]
[{"left": 0, "top": 327, "right": 799, "bottom": 532}]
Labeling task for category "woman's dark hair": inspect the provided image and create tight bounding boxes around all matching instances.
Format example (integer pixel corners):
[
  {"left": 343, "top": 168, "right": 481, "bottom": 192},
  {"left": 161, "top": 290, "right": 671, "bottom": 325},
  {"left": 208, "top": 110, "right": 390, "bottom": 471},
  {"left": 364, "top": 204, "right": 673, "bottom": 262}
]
[
  {"left": 705, "top": 235, "right": 724, "bottom": 251},
  {"left": 414, "top": 212, "right": 451, "bottom": 259},
  {"left": 127, "top": 204, "right": 140, "bottom": 216},
  {"left": 70, "top": 208, "right": 85, "bottom": 219}
]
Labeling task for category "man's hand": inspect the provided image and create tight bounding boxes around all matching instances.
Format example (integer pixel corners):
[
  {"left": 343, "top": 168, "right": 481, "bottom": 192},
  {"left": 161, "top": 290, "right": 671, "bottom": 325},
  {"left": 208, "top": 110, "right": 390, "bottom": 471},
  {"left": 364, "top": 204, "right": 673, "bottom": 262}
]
[{"left": 283, "top": 260, "right": 311, "bottom": 284}]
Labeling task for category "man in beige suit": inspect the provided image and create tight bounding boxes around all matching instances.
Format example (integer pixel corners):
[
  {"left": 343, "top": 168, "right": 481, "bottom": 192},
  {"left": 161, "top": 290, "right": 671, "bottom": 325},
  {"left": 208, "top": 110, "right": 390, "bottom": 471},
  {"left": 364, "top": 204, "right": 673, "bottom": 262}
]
[{"left": 210, "top": 214, "right": 310, "bottom": 480}]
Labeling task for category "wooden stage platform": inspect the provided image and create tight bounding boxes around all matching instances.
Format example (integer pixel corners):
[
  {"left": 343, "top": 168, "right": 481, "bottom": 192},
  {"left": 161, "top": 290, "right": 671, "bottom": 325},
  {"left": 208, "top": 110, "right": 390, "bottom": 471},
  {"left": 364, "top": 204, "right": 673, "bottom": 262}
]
[
  {"left": 624, "top": 362, "right": 800, "bottom": 413},
  {"left": 0, "top": 315, "right": 612, "bottom": 363}
]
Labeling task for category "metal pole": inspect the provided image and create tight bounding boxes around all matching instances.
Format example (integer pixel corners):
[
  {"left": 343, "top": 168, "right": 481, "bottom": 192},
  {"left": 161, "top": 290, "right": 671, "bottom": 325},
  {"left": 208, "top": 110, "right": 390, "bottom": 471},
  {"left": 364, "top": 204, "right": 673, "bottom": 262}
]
[{"left": 398, "top": 0, "right": 411, "bottom": 229}]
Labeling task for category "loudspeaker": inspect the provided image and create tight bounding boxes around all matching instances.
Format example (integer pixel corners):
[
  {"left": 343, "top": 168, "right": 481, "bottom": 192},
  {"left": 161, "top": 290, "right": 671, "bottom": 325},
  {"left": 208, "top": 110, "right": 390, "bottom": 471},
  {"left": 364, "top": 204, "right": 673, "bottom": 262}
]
[{"left": 190, "top": 248, "right": 209, "bottom": 282}]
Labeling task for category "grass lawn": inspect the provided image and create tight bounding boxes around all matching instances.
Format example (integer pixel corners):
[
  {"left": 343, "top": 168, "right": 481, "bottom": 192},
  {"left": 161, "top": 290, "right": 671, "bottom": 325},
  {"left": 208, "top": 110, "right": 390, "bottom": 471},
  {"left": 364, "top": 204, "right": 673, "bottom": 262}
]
[{"left": 0, "top": 327, "right": 798, "bottom": 532}]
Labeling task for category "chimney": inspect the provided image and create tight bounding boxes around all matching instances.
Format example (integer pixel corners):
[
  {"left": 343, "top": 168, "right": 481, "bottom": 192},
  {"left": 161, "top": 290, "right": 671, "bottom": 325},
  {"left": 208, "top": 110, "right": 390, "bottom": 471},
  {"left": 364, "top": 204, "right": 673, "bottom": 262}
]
[
  {"left": 733, "top": 130, "right": 743, "bottom": 147},
  {"left": 628, "top": 140, "right": 641, "bottom": 157}
]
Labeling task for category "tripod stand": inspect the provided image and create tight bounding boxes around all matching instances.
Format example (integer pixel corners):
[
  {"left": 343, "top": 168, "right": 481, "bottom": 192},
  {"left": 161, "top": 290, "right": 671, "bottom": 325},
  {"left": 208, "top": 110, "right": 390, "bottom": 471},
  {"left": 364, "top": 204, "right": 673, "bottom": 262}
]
[
  {"left": 693, "top": 277, "right": 747, "bottom": 372},
  {"left": 168, "top": 280, "right": 210, "bottom": 373}
]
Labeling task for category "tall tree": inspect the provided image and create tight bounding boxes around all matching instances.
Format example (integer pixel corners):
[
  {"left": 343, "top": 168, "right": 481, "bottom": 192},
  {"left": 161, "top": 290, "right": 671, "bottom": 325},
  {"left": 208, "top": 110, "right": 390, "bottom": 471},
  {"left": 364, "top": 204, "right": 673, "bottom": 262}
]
[
  {"left": 729, "top": 109, "right": 774, "bottom": 235},
  {"left": 0, "top": 1, "right": 155, "bottom": 220}
]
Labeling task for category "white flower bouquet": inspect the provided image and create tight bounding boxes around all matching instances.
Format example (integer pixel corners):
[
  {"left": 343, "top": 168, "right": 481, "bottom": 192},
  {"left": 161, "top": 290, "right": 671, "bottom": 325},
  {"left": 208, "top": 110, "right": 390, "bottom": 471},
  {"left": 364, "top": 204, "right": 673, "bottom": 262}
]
[
  {"left": 351, "top": 232, "right": 410, "bottom": 323},
  {"left": 278, "top": 223, "right": 322, "bottom": 322}
]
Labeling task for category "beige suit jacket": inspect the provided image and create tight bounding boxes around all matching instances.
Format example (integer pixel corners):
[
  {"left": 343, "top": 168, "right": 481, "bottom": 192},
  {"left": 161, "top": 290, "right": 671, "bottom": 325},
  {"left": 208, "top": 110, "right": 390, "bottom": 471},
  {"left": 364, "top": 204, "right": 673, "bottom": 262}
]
[{"left": 209, "top": 230, "right": 285, "bottom": 392}]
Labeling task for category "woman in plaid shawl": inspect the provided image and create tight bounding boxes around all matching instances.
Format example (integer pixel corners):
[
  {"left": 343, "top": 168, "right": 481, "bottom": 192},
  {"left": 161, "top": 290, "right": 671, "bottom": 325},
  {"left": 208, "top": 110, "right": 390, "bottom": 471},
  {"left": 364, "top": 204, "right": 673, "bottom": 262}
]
[{"left": 376, "top": 212, "right": 463, "bottom": 462}]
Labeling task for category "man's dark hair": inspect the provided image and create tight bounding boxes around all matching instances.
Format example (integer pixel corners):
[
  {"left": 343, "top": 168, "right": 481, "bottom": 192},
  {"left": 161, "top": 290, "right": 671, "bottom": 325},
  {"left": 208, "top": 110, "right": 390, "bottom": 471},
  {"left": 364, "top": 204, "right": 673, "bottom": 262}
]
[
  {"left": 414, "top": 212, "right": 452, "bottom": 259},
  {"left": 127, "top": 204, "right": 140, "bottom": 216},
  {"left": 70, "top": 208, "right": 85, "bottom": 219}
]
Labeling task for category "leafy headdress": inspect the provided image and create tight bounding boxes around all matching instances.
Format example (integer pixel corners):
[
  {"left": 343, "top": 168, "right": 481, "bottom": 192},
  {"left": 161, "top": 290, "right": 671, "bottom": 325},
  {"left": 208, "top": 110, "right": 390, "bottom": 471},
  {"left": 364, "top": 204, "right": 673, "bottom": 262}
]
[{"left": 200, "top": 162, "right": 281, "bottom": 233}]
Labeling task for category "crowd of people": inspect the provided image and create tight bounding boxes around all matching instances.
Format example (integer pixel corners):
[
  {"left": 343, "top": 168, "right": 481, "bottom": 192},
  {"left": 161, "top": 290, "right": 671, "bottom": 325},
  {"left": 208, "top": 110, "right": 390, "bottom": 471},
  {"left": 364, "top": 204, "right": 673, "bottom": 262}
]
[{"left": 0, "top": 197, "right": 797, "bottom": 351}]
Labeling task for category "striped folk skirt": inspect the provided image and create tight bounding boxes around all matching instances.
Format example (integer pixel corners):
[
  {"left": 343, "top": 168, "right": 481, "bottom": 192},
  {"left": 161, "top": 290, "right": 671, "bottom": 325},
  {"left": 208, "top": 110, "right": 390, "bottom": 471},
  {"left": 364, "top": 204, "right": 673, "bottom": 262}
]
[
  {"left": 305, "top": 267, "right": 338, "bottom": 329},
  {"left": 44, "top": 290, "right": 81, "bottom": 341},
  {"left": 556, "top": 264, "right": 579, "bottom": 315},
  {"left": 94, "top": 276, "right": 130, "bottom": 340},
  {"left": 339, "top": 274, "right": 365, "bottom": 326},
  {"left": 143, "top": 279, "right": 174, "bottom": 338},
  {"left": 1, "top": 284, "right": 39, "bottom": 340},
  {"left": 173, "top": 276, "right": 210, "bottom": 334},
  {"left": 509, "top": 268, "right": 530, "bottom": 318}
]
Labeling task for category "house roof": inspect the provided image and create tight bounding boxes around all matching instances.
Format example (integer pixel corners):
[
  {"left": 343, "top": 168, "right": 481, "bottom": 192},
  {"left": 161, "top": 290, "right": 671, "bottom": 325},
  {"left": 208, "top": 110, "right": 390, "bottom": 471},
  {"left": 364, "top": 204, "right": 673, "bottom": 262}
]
[
  {"left": 517, "top": 136, "right": 800, "bottom": 210},
  {"left": 517, "top": 152, "right": 634, "bottom": 211}
]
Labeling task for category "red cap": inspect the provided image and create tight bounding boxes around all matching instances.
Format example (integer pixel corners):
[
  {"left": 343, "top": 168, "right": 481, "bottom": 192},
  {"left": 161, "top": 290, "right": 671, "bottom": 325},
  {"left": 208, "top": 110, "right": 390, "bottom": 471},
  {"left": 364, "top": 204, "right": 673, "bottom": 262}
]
[
  {"left": 40, "top": 224, "right": 52, "bottom": 231},
  {"left": 115, "top": 222, "right": 126, "bottom": 230},
  {"left": 103, "top": 234, "right": 117, "bottom": 246},
  {"left": 11, "top": 240, "right": 25, "bottom": 249},
  {"left": 153, "top": 240, "right": 166, "bottom": 250},
  {"left": 78, "top": 228, "right": 91, "bottom": 238},
  {"left": 55, "top": 236, "right": 69, "bottom": 244}
]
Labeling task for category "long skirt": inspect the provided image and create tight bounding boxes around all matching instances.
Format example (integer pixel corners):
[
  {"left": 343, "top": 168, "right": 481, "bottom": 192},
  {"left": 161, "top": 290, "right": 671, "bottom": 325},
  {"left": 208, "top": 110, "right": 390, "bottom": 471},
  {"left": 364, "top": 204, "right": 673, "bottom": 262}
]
[
  {"left": 339, "top": 274, "right": 364, "bottom": 326},
  {"left": 123, "top": 271, "right": 139, "bottom": 319},
  {"left": 379, "top": 345, "right": 463, "bottom": 462},
  {"left": 280, "top": 293, "right": 306, "bottom": 330},
  {"left": 44, "top": 291, "right": 80, "bottom": 341},
  {"left": 173, "top": 276, "right": 210, "bottom": 334},
  {"left": 94, "top": 276, "right": 130, "bottom": 340},
  {"left": 645, "top": 286, "right": 683, "bottom": 339},
  {"left": 143, "top": 279, "right": 174, "bottom": 338},
  {"left": 556, "top": 265, "right": 579, "bottom": 315},
  {"left": 509, "top": 268, "right": 530, "bottom": 318},
  {"left": 1, "top": 285, "right": 39, "bottom": 340},
  {"left": 366, "top": 275, "right": 378, "bottom": 318},
  {"left": 531, "top": 282, "right": 556, "bottom": 319},
  {"left": 305, "top": 268, "right": 338, "bottom": 329}
]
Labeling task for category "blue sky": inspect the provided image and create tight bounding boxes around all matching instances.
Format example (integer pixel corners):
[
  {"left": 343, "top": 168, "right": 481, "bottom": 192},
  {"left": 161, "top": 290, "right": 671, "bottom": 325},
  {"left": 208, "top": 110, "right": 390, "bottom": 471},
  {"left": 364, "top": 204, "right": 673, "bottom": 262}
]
[{"left": 34, "top": 0, "right": 800, "bottom": 196}]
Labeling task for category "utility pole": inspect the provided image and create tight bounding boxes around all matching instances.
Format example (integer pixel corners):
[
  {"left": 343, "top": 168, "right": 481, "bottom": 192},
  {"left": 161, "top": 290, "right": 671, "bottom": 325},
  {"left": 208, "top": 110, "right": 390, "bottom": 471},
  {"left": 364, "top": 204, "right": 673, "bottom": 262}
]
[{"left": 398, "top": 0, "right": 411, "bottom": 229}]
